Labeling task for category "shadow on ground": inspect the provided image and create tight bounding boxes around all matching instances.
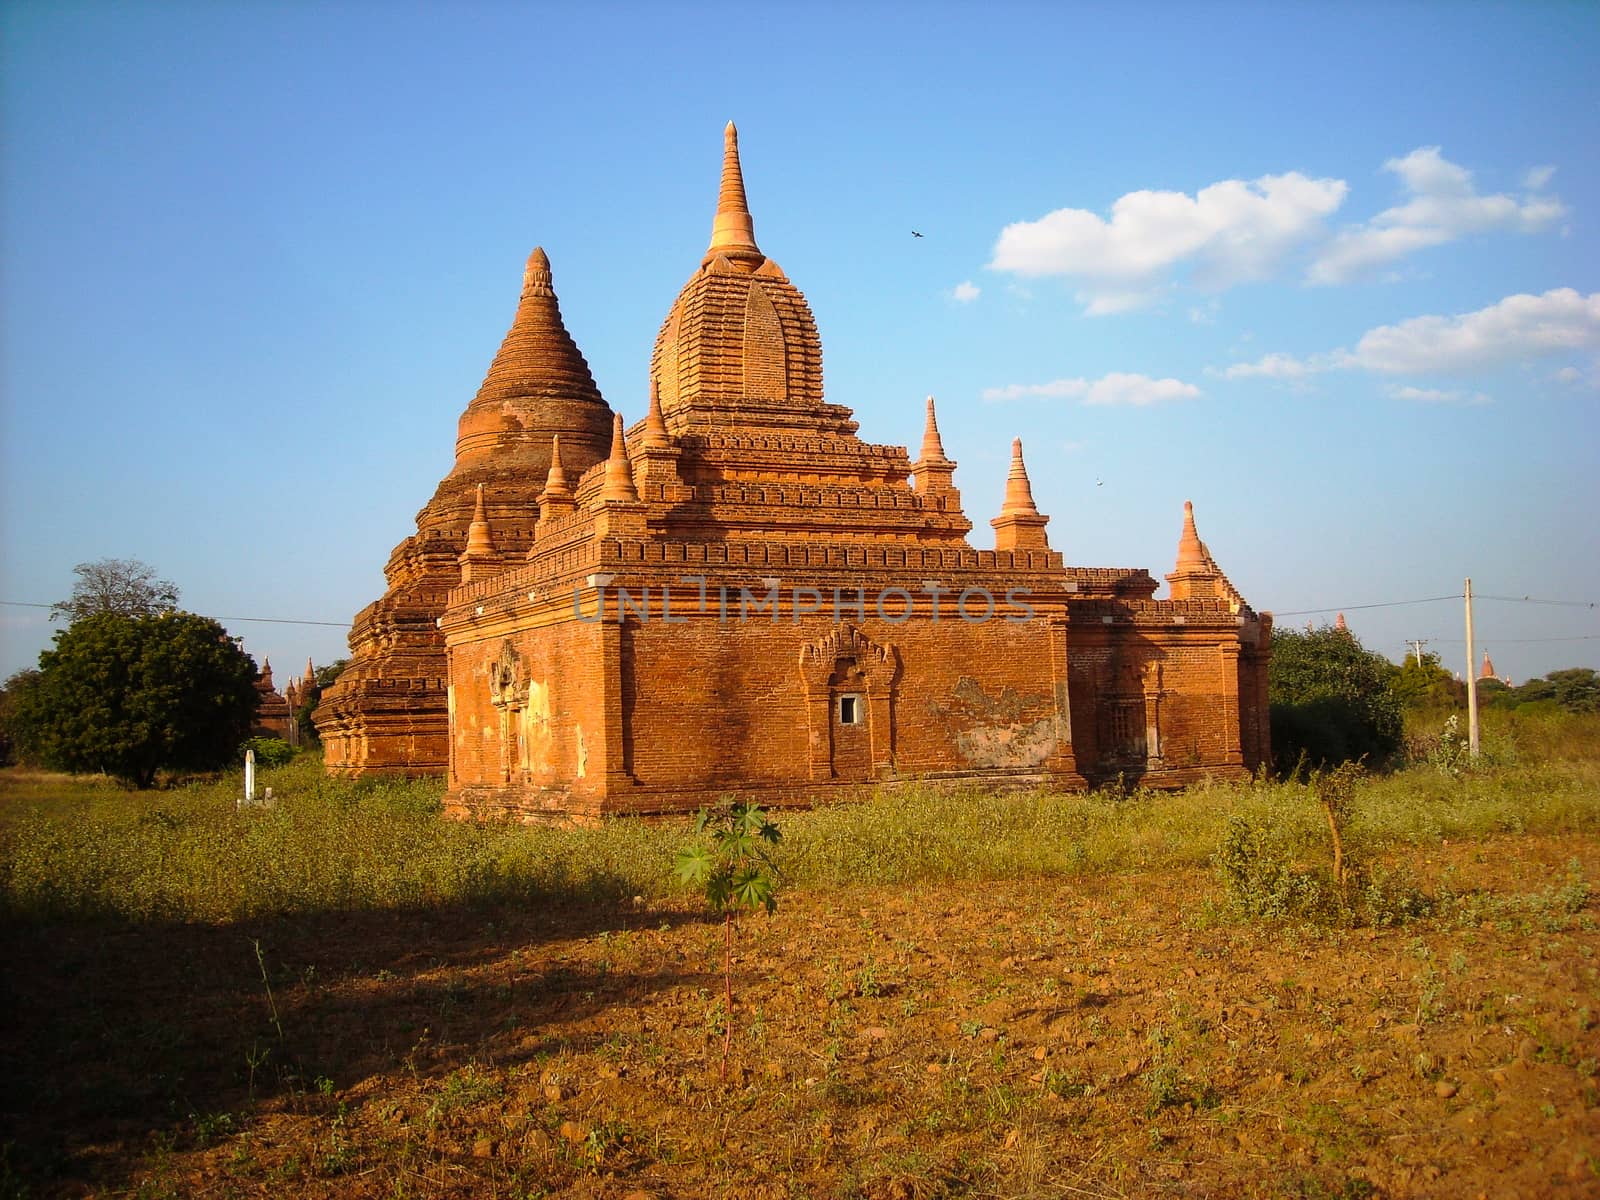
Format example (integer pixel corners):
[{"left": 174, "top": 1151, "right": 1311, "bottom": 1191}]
[{"left": 0, "top": 898, "right": 708, "bottom": 1195}]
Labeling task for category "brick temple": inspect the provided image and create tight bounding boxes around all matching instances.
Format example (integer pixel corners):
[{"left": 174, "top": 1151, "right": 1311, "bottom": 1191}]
[{"left": 318, "top": 123, "right": 1272, "bottom": 817}]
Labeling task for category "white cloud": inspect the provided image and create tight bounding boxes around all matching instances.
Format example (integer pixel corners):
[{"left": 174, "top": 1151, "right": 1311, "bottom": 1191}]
[
  {"left": 1525, "top": 165, "right": 1556, "bottom": 190},
  {"left": 1348, "top": 288, "right": 1600, "bottom": 373},
  {"left": 951, "top": 280, "right": 981, "bottom": 303},
  {"left": 989, "top": 171, "right": 1346, "bottom": 313},
  {"left": 982, "top": 372, "right": 1200, "bottom": 407},
  {"left": 1215, "top": 289, "right": 1600, "bottom": 397},
  {"left": 1386, "top": 385, "right": 1492, "bottom": 406},
  {"left": 1308, "top": 147, "right": 1566, "bottom": 285},
  {"left": 1217, "top": 352, "right": 1322, "bottom": 380}
]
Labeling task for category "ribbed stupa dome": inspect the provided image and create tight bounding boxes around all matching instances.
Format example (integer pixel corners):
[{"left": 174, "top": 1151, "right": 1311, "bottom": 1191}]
[
  {"left": 649, "top": 123, "right": 834, "bottom": 435},
  {"left": 449, "top": 247, "right": 614, "bottom": 482}
]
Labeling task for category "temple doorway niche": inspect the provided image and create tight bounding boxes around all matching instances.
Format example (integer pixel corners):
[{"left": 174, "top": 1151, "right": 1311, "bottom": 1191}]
[
  {"left": 798, "top": 624, "right": 900, "bottom": 783},
  {"left": 828, "top": 657, "right": 871, "bottom": 782}
]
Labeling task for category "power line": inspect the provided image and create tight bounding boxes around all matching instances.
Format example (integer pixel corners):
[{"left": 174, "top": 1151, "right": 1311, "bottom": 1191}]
[
  {"left": 1477, "top": 595, "right": 1597, "bottom": 608},
  {"left": 0, "top": 601, "right": 348, "bottom": 629},
  {"left": 1274, "top": 594, "right": 1461, "bottom": 617},
  {"left": 1426, "top": 634, "right": 1600, "bottom": 645}
]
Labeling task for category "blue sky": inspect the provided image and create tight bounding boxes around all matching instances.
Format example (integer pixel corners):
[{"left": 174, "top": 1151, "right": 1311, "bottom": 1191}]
[{"left": 3, "top": 1, "right": 1596, "bottom": 687}]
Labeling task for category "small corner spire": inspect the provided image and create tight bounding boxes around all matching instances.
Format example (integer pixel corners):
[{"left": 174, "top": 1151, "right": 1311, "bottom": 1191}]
[
  {"left": 463, "top": 483, "right": 495, "bottom": 558},
  {"left": 991, "top": 437, "right": 1050, "bottom": 551},
  {"left": 599, "top": 412, "right": 639, "bottom": 503},
  {"left": 644, "top": 380, "right": 671, "bottom": 449},
  {"left": 542, "top": 434, "right": 571, "bottom": 497},
  {"left": 1000, "top": 438, "right": 1040, "bottom": 516},
  {"left": 706, "top": 121, "right": 763, "bottom": 264},
  {"left": 1174, "top": 499, "right": 1207, "bottom": 571}
]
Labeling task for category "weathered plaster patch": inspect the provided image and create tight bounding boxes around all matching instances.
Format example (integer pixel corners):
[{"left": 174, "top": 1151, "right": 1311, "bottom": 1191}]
[
  {"left": 930, "top": 676, "right": 1056, "bottom": 768},
  {"left": 574, "top": 723, "right": 587, "bottom": 778},
  {"left": 524, "top": 680, "right": 553, "bottom": 774}
]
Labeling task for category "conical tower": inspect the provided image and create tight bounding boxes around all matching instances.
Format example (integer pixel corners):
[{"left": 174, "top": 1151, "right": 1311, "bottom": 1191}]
[
  {"left": 650, "top": 123, "right": 843, "bottom": 436},
  {"left": 315, "top": 247, "right": 615, "bottom": 778}
]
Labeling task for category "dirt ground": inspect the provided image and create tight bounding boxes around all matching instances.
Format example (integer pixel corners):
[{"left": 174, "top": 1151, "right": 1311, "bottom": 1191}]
[{"left": 4, "top": 835, "right": 1598, "bottom": 1199}]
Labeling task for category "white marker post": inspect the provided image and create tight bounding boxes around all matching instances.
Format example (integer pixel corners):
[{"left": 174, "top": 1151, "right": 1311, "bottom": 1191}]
[{"left": 244, "top": 747, "right": 257, "bottom": 804}]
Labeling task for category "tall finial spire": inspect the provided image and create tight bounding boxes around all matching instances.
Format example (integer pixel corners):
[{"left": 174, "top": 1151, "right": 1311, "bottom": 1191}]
[
  {"left": 705, "top": 122, "right": 763, "bottom": 265},
  {"left": 599, "top": 412, "right": 639, "bottom": 503},
  {"left": 921, "top": 395, "right": 952, "bottom": 463},
  {"left": 523, "top": 246, "right": 552, "bottom": 293}
]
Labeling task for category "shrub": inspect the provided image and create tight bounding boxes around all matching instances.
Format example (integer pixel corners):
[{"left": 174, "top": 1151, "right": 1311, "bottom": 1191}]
[
  {"left": 1269, "top": 626, "right": 1402, "bottom": 773},
  {"left": 241, "top": 737, "right": 295, "bottom": 768}
]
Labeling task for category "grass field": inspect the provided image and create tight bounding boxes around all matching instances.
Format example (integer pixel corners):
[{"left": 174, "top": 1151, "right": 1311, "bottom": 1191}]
[{"left": 2, "top": 708, "right": 1597, "bottom": 1197}]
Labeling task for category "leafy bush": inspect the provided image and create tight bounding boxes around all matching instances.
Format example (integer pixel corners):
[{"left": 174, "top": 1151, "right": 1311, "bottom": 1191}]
[
  {"left": 241, "top": 737, "right": 295, "bottom": 767},
  {"left": 1269, "top": 626, "right": 1402, "bottom": 772}
]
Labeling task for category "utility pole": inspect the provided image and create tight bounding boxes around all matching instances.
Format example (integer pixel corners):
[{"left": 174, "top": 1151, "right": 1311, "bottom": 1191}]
[
  {"left": 1464, "top": 578, "right": 1480, "bottom": 758},
  {"left": 1407, "top": 638, "right": 1430, "bottom": 668}
]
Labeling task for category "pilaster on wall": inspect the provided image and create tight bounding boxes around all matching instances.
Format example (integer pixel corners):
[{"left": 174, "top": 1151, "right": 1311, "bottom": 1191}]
[
  {"left": 1218, "top": 642, "right": 1244, "bottom": 767},
  {"left": 1047, "top": 617, "right": 1085, "bottom": 785},
  {"left": 598, "top": 618, "right": 634, "bottom": 797}
]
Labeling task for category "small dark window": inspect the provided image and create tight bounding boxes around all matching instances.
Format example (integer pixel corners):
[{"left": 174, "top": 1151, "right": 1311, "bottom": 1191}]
[{"left": 838, "top": 695, "right": 862, "bottom": 725}]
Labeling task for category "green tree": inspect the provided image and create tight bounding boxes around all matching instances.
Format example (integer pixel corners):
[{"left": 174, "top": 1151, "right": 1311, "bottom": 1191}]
[
  {"left": 0, "top": 669, "right": 43, "bottom": 766},
  {"left": 50, "top": 558, "right": 179, "bottom": 623},
  {"left": 1269, "top": 625, "right": 1402, "bottom": 773},
  {"left": 1390, "top": 650, "right": 1464, "bottom": 710},
  {"left": 1539, "top": 668, "right": 1599, "bottom": 714},
  {"left": 14, "top": 611, "right": 260, "bottom": 787}
]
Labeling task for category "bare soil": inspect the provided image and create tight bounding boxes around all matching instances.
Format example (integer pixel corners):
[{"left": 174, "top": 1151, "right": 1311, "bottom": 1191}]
[{"left": 4, "top": 835, "right": 1598, "bottom": 1199}]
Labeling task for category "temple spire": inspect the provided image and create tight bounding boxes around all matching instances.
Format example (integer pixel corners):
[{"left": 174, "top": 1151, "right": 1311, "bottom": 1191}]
[
  {"left": 536, "top": 434, "right": 577, "bottom": 529},
  {"left": 991, "top": 438, "right": 1050, "bottom": 551},
  {"left": 451, "top": 245, "right": 612, "bottom": 479},
  {"left": 705, "top": 121, "right": 763, "bottom": 265},
  {"left": 543, "top": 434, "right": 571, "bottom": 496},
  {"left": 919, "top": 396, "right": 950, "bottom": 465},
  {"left": 912, "top": 394, "right": 960, "bottom": 505},
  {"left": 1174, "top": 500, "right": 1206, "bottom": 571},
  {"left": 1000, "top": 438, "right": 1040, "bottom": 516},
  {"left": 459, "top": 484, "right": 501, "bottom": 582},
  {"left": 643, "top": 380, "right": 671, "bottom": 449},
  {"left": 463, "top": 485, "right": 493, "bottom": 557},
  {"left": 599, "top": 412, "right": 639, "bottom": 503}
]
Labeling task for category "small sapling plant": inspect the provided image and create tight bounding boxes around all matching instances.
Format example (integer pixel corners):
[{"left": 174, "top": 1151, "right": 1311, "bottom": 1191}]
[{"left": 673, "top": 801, "right": 782, "bottom": 1079}]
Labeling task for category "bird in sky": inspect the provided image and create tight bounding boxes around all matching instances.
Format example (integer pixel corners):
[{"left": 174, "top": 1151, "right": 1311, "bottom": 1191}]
[{"left": 911, "top": 230, "right": 924, "bottom": 238}]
